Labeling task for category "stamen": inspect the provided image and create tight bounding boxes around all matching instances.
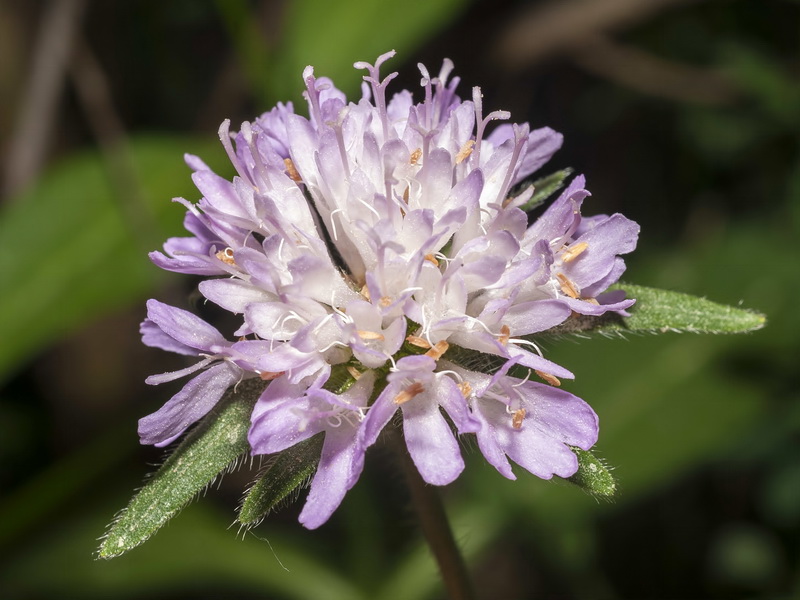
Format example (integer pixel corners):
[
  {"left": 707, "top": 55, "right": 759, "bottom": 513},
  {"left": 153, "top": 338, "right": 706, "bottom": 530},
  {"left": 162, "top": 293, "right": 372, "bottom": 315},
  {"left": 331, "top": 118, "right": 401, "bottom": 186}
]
[
  {"left": 259, "top": 371, "right": 284, "bottom": 381},
  {"left": 512, "top": 408, "right": 526, "bottom": 430},
  {"left": 394, "top": 381, "right": 425, "bottom": 405},
  {"left": 561, "top": 242, "right": 589, "bottom": 263},
  {"left": 425, "top": 340, "right": 449, "bottom": 360},
  {"left": 360, "top": 284, "right": 371, "bottom": 301},
  {"left": 312, "top": 313, "right": 336, "bottom": 334},
  {"left": 556, "top": 273, "right": 580, "bottom": 299},
  {"left": 379, "top": 296, "right": 392, "bottom": 308},
  {"left": 346, "top": 366, "right": 362, "bottom": 380},
  {"left": 317, "top": 340, "right": 349, "bottom": 353},
  {"left": 436, "top": 369, "right": 462, "bottom": 382},
  {"left": 424, "top": 253, "right": 439, "bottom": 266},
  {"left": 512, "top": 369, "right": 532, "bottom": 387},
  {"left": 406, "top": 335, "right": 431, "bottom": 349},
  {"left": 535, "top": 370, "right": 562, "bottom": 387},
  {"left": 326, "top": 414, "right": 344, "bottom": 428},
  {"left": 357, "top": 330, "right": 385, "bottom": 341},
  {"left": 583, "top": 297, "right": 600, "bottom": 305},
  {"left": 455, "top": 140, "right": 475, "bottom": 164},
  {"left": 508, "top": 337, "right": 543, "bottom": 356},
  {"left": 284, "top": 158, "right": 302, "bottom": 183},
  {"left": 498, "top": 324, "right": 511, "bottom": 346},
  {"left": 215, "top": 247, "right": 236, "bottom": 266},
  {"left": 457, "top": 381, "right": 473, "bottom": 398},
  {"left": 410, "top": 148, "right": 422, "bottom": 165},
  {"left": 329, "top": 208, "right": 344, "bottom": 241},
  {"left": 333, "top": 123, "right": 351, "bottom": 177},
  {"left": 357, "top": 197, "right": 381, "bottom": 219}
]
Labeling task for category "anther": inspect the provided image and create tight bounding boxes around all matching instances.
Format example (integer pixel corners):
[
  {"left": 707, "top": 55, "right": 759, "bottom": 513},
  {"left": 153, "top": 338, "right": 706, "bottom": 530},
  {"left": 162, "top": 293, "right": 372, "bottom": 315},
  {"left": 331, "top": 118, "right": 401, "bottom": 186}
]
[
  {"left": 457, "top": 381, "right": 472, "bottom": 398},
  {"left": 410, "top": 148, "right": 422, "bottom": 165},
  {"left": 556, "top": 273, "right": 580, "bottom": 299},
  {"left": 406, "top": 335, "right": 431, "bottom": 349},
  {"left": 535, "top": 370, "right": 561, "bottom": 387},
  {"left": 498, "top": 324, "right": 511, "bottom": 346},
  {"left": 561, "top": 242, "right": 588, "bottom": 263},
  {"left": 215, "top": 247, "right": 236, "bottom": 266},
  {"left": 259, "top": 371, "right": 284, "bottom": 381},
  {"left": 346, "top": 366, "right": 362, "bottom": 380},
  {"left": 394, "top": 381, "right": 425, "bottom": 404},
  {"left": 455, "top": 140, "right": 475, "bottom": 164},
  {"left": 284, "top": 158, "right": 302, "bottom": 183},
  {"left": 357, "top": 330, "right": 385, "bottom": 341},
  {"left": 425, "top": 340, "right": 449, "bottom": 360},
  {"left": 360, "top": 284, "right": 371, "bottom": 301},
  {"left": 512, "top": 408, "right": 526, "bottom": 429},
  {"left": 379, "top": 296, "right": 392, "bottom": 308},
  {"left": 424, "top": 254, "right": 439, "bottom": 266}
]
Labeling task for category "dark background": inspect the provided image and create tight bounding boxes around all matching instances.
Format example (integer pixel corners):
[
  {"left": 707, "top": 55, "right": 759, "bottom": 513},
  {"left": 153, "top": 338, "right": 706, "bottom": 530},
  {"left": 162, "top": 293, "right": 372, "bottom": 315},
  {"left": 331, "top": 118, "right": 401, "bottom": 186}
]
[{"left": 1, "top": 0, "right": 798, "bottom": 598}]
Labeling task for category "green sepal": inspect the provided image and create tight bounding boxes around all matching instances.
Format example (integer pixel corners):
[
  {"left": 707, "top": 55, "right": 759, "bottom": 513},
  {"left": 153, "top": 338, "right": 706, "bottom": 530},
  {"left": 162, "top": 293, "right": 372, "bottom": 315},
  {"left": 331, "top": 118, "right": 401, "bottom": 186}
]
[
  {"left": 518, "top": 168, "right": 574, "bottom": 212},
  {"left": 237, "top": 433, "right": 325, "bottom": 526},
  {"left": 565, "top": 448, "right": 616, "bottom": 498},
  {"left": 541, "top": 283, "right": 766, "bottom": 337},
  {"left": 97, "top": 378, "right": 266, "bottom": 559}
]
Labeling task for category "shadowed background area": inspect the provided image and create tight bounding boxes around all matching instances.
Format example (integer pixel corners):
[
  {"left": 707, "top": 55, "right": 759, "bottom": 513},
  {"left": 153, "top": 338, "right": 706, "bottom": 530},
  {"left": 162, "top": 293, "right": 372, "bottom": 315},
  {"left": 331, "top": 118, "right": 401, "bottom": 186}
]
[{"left": 0, "top": 0, "right": 797, "bottom": 598}]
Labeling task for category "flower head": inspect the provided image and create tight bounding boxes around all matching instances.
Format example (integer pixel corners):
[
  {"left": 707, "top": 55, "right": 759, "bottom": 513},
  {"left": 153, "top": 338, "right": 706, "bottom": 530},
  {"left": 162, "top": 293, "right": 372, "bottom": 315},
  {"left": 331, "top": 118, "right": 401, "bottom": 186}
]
[{"left": 140, "top": 51, "right": 639, "bottom": 527}]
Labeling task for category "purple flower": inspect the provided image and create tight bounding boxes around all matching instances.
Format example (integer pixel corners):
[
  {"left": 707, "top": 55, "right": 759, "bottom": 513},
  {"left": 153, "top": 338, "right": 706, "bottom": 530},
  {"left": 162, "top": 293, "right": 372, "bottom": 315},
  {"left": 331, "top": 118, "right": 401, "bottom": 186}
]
[
  {"left": 363, "top": 355, "right": 480, "bottom": 486},
  {"left": 140, "top": 51, "right": 639, "bottom": 527},
  {"left": 447, "top": 359, "right": 598, "bottom": 480},
  {"left": 249, "top": 370, "right": 376, "bottom": 529},
  {"left": 138, "top": 300, "right": 252, "bottom": 447}
]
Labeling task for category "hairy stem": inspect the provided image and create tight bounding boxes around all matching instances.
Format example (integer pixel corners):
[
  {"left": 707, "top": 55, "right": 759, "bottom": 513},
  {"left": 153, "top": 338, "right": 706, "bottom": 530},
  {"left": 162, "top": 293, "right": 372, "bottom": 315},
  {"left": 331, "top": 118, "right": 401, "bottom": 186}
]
[{"left": 391, "top": 429, "right": 476, "bottom": 600}]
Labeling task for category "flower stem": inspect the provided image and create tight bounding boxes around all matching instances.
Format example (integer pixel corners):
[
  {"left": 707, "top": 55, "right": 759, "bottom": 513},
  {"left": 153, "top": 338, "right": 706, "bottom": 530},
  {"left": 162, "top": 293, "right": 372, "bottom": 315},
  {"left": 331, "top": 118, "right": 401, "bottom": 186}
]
[{"left": 392, "top": 430, "right": 476, "bottom": 600}]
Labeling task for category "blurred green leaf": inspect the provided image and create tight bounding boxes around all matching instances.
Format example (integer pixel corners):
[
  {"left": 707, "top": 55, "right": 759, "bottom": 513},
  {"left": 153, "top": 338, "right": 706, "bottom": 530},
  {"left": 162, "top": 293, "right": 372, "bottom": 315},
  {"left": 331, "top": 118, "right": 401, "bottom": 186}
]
[
  {"left": 544, "top": 284, "right": 765, "bottom": 337},
  {"left": 3, "top": 503, "right": 366, "bottom": 600},
  {"left": 259, "top": 0, "right": 472, "bottom": 102},
  {"left": 99, "top": 380, "right": 264, "bottom": 559},
  {"left": 720, "top": 43, "right": 800, "bottom": 126},
  {"left": 0, "top": 135, "right": 228, "bottom": 385},
  {"left": 238, "top": 433, "right": 323, "bottom": 526},
  {"left": 519, "top": 168, "right": 574, "bottom": 212}
]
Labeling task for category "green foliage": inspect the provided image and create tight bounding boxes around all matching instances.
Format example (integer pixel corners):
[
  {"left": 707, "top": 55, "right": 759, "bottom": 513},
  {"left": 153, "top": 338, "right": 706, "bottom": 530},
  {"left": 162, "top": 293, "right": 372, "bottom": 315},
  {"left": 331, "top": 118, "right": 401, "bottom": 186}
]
[
  {"left": 238, "top": 433, "right": 324, "bottom": 526},
  {"left": 98, "top": 379, "right": 264, "bottom": 559},
  {"left": 220, "top": 0, "right": 473, "bottom": 104},
  {"left": 543, "top": 284, "right": 765, "bottom": 337},
  {"left": 6, "top": 504, "right": 369, "bottom": 600},
  {"left": 0, "top": 135, "right": 228, "bottom": 385},
  {"left": 519, "top": 168, "right": 574, "bottom": 212}
]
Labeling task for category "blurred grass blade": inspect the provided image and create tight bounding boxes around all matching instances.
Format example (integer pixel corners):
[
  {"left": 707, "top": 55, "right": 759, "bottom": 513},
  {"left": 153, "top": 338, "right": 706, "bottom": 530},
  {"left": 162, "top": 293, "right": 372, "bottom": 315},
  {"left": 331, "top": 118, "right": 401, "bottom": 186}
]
[
  {"left": 98, "top": 380, "right": 264, "bottom": 559},
  {"left": 543, "top": 284, "right": 766, "bottom": 337},
  {"left": 564, "top": 448, "right": 616, "bottom": 497},
  {"left": 0, "top": 135, "right": 229, "bottom": 385},
  {"left": 519, "top": 168, "right": 574, "bottom": 212},
  {"left": 238, "top": 433, "right": 324, "bottom": 526}
]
